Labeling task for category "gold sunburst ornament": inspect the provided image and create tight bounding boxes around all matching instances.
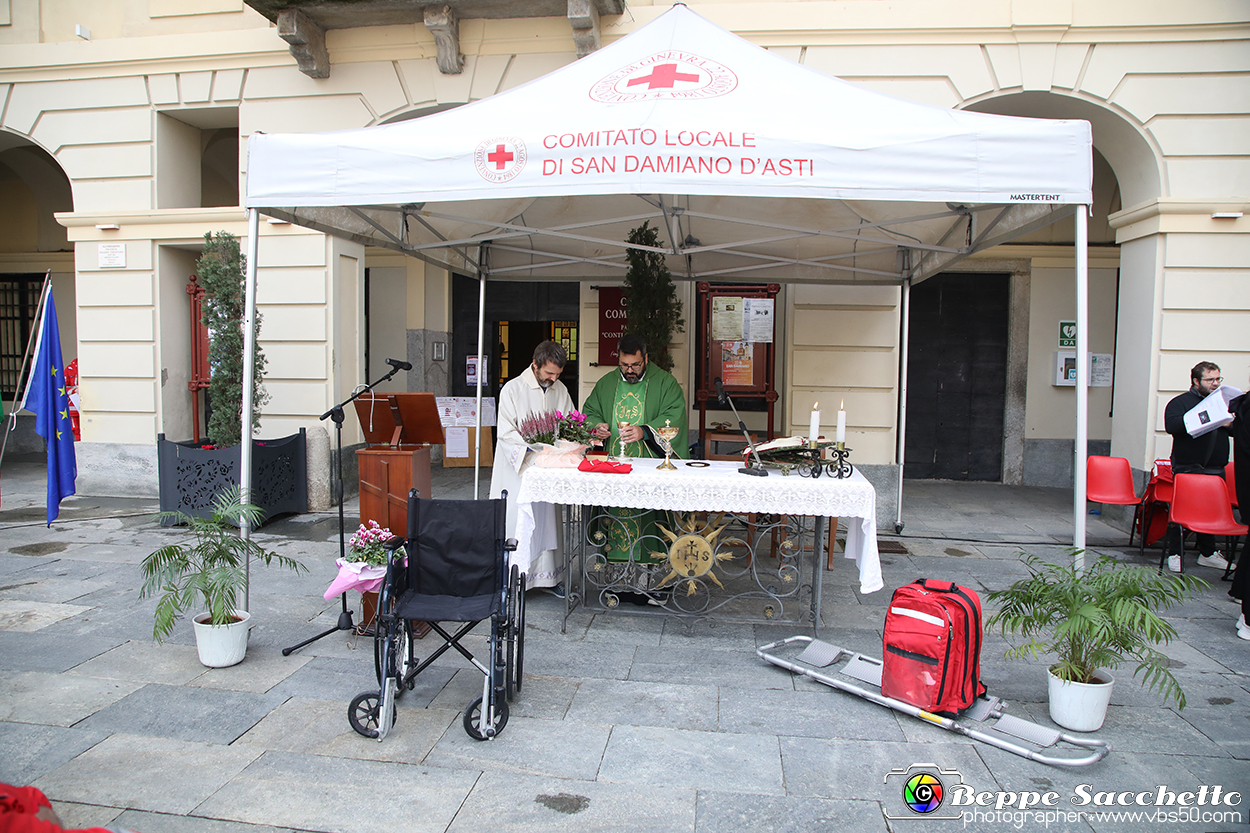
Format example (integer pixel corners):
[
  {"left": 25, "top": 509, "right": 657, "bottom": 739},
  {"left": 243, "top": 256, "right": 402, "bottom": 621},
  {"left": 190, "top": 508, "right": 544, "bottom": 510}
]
[{"left": 652, "top": 513, "right": 739, "bottom": 597}]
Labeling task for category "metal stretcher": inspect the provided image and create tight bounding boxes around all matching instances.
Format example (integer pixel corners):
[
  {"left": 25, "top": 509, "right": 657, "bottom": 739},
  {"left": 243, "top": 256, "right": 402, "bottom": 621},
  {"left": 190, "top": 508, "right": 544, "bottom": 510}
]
[{"left": 758, "top": 636, "right": 1110, "bottom": 768}]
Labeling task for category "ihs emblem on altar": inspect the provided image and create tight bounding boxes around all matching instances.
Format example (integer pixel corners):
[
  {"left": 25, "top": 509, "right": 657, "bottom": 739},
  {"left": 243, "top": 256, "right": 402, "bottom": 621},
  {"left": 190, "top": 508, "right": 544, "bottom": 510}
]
[{"left": 653, "top": 514, "right": 740, "bottom": 596}]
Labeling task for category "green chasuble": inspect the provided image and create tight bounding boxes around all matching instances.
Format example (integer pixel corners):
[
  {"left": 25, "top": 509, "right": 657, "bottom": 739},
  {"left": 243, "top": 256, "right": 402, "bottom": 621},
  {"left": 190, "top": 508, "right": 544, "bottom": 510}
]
[{"left": 583, "top": 364, "right": 688, "bottom": 562}]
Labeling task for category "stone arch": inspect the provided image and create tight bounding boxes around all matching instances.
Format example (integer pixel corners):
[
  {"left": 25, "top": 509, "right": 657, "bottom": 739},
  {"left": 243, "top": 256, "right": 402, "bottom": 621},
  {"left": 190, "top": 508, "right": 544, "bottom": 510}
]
[
  {"left": 0, "top": 131, "right": 73, "bottom": 253},
  {"left": 961, "top": 90, "right": 1163, "bottom": 211}
]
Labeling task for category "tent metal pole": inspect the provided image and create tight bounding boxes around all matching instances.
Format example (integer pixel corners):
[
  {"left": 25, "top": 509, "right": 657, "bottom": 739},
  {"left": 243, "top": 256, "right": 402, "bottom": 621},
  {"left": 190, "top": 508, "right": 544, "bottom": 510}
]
[
  {"left": 895, "top": 278, "right": 911, "bottom": 534},
  {"left": 241, "top": 207, "right": 261, "bottom": 608},
  {"left": 473, "top": 244, "right": 487, "bottom": 498},
  {"left": 1073, "top": 208, "right": 1089, "bottom": 567}
]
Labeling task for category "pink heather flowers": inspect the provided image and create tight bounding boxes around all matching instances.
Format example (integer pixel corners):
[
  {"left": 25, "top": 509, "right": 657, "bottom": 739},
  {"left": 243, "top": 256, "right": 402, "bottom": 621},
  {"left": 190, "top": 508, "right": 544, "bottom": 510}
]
[
  {"left": 348, "top": 520, "right": 394, "bottom": 566},
  {"left": 518, "top": 409, "right": 594, "bottom": 446}
]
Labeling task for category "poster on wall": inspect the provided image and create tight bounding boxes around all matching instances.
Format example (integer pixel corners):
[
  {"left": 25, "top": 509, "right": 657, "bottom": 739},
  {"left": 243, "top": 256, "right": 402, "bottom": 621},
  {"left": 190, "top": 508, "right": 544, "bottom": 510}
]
[
  {"left": 466, "top": 355, "right": 488, "bottom": 387},
  {"left": 598, "top": 287, "right": 628, "bottom": 364},
  {"left": 743, "top": 298, "right": 774, "bottom": 342},
  {"left": 712, "top": 296, "right": 744, "bottom": 341},
  {"left": 721, "top": 340, "right": 753, "bottom": 385}
]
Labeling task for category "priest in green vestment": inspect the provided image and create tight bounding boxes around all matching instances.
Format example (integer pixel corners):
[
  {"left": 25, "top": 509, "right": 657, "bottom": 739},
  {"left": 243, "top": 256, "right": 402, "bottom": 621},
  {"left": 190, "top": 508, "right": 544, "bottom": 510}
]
[{"left": 584, "top": 334, "right": 688, "bottom": 563}]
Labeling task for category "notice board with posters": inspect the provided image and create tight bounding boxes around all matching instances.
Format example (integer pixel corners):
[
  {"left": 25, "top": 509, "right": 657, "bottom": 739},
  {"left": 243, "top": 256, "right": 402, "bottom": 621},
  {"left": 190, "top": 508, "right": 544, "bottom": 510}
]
[{"left": 695, "top": 282, "right": 779, "bottom": 446}]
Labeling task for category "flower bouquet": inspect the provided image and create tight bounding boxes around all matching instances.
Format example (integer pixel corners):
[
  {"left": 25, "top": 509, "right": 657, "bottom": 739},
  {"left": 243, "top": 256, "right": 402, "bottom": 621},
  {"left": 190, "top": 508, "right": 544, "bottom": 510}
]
[
  {"left": 518, "top": 409, "right": 595, "bottom": 467},
  {"left": 347, "top": 520, "right": 394, "bottom": 566}
]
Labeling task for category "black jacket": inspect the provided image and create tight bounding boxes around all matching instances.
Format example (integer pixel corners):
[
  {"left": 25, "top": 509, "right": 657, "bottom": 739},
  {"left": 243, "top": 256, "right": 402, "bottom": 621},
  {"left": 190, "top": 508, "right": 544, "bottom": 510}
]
[{"left": 1164, "top": 387, "right": 1229, "bottom": 475}]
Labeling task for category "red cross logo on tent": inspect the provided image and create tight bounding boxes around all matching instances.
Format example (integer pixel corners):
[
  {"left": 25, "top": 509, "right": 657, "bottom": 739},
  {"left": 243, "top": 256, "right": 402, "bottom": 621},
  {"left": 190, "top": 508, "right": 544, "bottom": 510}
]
[
  {"left": 591, "top": 52, "right": 737, "bottom": 103},
  {"left": 474, "top": 136, "right": 527, "bottom": 183},
  {"left": 626, "top": 63, "right": 701, "bottom": 90}
]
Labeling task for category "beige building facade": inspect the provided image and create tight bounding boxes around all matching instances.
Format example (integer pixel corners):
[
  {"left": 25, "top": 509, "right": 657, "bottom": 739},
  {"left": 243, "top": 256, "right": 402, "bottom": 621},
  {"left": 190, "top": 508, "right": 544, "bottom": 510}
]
[{"left": 1, "top": 0, "right": 1247, "bottom": 518}]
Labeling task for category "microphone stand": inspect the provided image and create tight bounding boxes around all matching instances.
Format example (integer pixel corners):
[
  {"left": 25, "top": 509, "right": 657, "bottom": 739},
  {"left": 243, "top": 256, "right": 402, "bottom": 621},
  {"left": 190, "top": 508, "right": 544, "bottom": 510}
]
[
  {"left": 716, "top": 377, "right": 768, "bottom": 477},
  {"left": 282, "top": 363, "right": 403, "bottom": 656}
]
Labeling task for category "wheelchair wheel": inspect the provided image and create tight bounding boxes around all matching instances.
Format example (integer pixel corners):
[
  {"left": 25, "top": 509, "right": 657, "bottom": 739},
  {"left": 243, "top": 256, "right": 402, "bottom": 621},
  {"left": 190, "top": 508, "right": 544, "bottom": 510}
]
[
  {"left": 373, "top": 620, "right": 413, "bottom": 691},
  {"left": 348, "top": 690, "right": 395, "bottom": 738},
  {"left": 505, "top": 566, "right": 521, "bottom": 701},
  {"left": 462, "top": 695, "right": 509, "bottom": 740},
  {"left": 514, "top": 574, "right": 526, "bottom": 694}
]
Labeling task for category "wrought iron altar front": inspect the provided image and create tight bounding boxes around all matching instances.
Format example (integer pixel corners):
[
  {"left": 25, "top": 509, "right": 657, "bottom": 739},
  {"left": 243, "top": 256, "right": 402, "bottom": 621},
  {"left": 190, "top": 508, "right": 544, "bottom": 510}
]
[{"left": 515, "top": 459, "right": 883, "bottom": 633}]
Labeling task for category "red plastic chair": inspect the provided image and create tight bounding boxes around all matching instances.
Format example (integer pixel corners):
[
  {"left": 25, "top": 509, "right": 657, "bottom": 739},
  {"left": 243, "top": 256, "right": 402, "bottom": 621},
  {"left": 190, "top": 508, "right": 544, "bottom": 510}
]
[
  {"left": 1138, "top": 460, "right": 1174, "bottom": 556},
  {"left": 1227, "top": 461, "right": 1239, "bottom": 510},
  {"left": 1168, "top": 473, "right": 1248, "bottom": 575},
  {"left": 1086, "top": 456, "right": 1143, "bottom": 545}
]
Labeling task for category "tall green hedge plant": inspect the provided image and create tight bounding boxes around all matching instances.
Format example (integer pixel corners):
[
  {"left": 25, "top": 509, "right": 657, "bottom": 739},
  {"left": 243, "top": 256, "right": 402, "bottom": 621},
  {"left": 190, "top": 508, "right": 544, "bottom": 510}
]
[
  {"left": 623, "top": 222, "right": 685, "bottom": 371},
  {"left": 198, "top": 231, "right": 268, "bottom": 447}
]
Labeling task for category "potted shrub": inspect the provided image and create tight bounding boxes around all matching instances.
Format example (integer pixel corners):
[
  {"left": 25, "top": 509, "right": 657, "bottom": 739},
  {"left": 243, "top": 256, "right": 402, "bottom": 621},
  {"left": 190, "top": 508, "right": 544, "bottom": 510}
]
[
  {"left": 623, "top": 221, "right": 685, "bottom": 371},
  {"left": 157, "top": 231, "right": 307, "bottom": 524},
  {"left": 141, "top": 487, "right": 305, "bottom": 667},
  {"left": 986, "top": 553, "right": 1208, "bottom": 731}
]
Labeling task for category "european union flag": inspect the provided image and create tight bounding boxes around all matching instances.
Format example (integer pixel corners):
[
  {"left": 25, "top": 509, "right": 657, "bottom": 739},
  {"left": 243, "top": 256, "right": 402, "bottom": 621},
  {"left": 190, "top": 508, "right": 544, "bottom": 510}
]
[{"left": 22, "top": 286, "right": 77, "bottom": 524}]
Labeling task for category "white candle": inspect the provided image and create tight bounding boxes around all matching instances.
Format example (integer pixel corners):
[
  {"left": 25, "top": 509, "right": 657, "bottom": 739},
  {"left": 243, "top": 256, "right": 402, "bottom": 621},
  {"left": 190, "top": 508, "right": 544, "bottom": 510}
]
[
  {"left": 836, "top": 400, "right": 846, "bottom": 444},
  {"left": 809, "top": 402, "right": 820, "bottom": 442}
]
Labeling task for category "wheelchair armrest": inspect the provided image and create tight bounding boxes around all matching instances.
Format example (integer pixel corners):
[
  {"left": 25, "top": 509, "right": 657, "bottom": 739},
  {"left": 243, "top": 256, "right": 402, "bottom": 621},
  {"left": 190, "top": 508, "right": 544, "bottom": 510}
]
[
  {"left": 382, "top": 535, "right": 406, "bottom": 552},
  {"left": 504, "top": 537, "right": 518, "bottom": 552}
]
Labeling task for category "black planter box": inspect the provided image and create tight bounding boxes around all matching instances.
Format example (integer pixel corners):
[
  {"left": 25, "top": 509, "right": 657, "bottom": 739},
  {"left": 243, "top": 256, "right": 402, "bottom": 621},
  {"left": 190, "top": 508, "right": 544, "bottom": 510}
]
[{"left": 157, "top": 429, "right": 308, "bottom": 526}]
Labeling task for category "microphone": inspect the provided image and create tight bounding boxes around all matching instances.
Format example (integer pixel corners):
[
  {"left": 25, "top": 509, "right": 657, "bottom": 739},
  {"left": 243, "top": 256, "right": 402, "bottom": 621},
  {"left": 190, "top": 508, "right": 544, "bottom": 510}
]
[
  {"left": 714, "top": 376, "right": 727, "bottom": 405},
  {"left": 386, "top": 357, "right": 412, "bottom": 371}
]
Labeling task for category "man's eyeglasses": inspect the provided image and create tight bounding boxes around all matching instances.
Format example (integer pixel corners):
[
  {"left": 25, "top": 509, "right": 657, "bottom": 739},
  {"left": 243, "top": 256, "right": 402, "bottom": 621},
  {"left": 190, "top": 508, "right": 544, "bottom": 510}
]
[
  {"left": 620, "top": 360, "right": 645, "bottom": 370},
  {"left": 1202, "top": 376, "right": 1223, "bottom": 383}
]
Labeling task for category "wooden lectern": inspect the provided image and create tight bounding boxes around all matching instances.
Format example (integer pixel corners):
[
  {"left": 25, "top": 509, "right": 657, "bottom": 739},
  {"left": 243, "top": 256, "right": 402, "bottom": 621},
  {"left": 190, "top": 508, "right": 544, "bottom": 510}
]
[{"left": 354, "top": 393, "right": 444, "bottom": 537}]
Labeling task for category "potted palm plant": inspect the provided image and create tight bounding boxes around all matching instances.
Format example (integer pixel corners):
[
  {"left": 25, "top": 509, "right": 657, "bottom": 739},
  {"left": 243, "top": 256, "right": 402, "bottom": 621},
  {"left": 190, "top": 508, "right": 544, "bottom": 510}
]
[
  {"left": 986, "top": 552, "right": 1207, "bottom": 731},
  {"left": 141, "top": 487, "right": 305, "bottom": 667}
]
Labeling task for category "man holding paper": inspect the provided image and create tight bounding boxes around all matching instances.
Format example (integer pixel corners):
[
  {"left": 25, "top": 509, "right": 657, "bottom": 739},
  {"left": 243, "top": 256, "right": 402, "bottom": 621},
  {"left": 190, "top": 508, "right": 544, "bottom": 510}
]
[
  {"left": 1163, "top": 361, "right": 1232, "bottom": 572},
  {"left": 491, "top": 341, "right": 574, "bottom": 589}
]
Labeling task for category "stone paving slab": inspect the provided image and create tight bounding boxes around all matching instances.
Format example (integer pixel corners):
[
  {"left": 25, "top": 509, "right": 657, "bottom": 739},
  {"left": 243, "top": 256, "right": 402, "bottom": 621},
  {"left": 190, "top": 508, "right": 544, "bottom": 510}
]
[
  {"left": 598, "top": 724, "right": 784, "bottom": 795},
  {"left": 66, "top": 638, "right": 209, "bottom": 685},
  {"left": 33, "top": 733, "right": 262, "bottom": 815},
  {"left": 75, "top": 683, "right": 286, "bottom": 745},
  {"left": 195, "top": 750, "right": 480, "bottom": 833},
  {"left": 110, "top": 809, "right": 301, "bottom": 833},
  {"left": 446, "top": 770, "right": 697, "bottom": 833},
  {"left": 778, "top": 736, "right": 992, "bottom": 801},
  {"left": 0, "top": 598, "right": 91, "bottom": 631},
  {"left": 718, "top": 684, "right": 908, "bottom": 742},
  {"left": 0, "top": 629, "right": 123, "bottom": 672},
  {"left": 426, "top": 715, "right": 612, "bottom": 780},
  {"left": 566, "top": 678, "right": 721, "bottom": 732},
  {"left": 232, "top": 695, "right": 458, "bottom": 764},
  {"left": 628, "top": 643, "right": 794, "bottom": 690},
  {"left": 0, "top": 721, "right": 110, "bottom": 784},
  {"left": 694, "top": 790, "right": 886, "bottom": 833},
  {"left": 0, "top": 670, "right": 142, "bottom": 726}
]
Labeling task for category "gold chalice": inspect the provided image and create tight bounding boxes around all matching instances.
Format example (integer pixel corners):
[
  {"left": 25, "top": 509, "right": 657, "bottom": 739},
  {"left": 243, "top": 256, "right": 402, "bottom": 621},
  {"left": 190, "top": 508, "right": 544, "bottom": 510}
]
[{"left": 656, "top": 420, "right": 679, "bottom": 471}]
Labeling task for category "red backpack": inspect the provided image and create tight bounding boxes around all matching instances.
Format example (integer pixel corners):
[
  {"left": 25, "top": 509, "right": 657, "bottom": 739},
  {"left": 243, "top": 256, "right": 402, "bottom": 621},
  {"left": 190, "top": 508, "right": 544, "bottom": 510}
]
[{"left": 881, "top": 579, "right": 986, "bottom": 713}]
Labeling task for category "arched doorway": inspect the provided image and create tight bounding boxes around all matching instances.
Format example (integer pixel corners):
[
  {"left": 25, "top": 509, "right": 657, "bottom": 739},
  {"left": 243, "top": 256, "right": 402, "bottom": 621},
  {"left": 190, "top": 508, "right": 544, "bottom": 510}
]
[{"left": 0, "top": 134, "right": 74, "bottom": 455}]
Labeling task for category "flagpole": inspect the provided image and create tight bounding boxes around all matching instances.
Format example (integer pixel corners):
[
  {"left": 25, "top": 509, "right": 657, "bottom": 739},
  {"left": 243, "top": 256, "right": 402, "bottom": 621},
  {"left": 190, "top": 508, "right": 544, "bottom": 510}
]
[
  {"left": 240, "top": 209, "right": 261, "bottom": 610},
  {"left": 0, "top": 272, "right": 51, "bottom": 468}
]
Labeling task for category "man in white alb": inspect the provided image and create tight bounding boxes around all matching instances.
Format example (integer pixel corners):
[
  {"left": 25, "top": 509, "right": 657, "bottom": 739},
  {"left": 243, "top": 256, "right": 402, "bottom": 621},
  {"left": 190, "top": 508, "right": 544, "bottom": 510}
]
[{"left": 490, "top": 341, "right": 574, "bottom": 591}]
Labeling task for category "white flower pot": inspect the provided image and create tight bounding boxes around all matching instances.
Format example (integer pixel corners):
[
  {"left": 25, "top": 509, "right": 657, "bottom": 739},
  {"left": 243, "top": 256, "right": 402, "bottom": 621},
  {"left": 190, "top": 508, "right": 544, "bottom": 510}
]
[
  {"left": 1047, "top": 667, "right": 1113, "bottom": 732},
  {"left": 192, "top": 610, "right": 251, "bottom": 667}
]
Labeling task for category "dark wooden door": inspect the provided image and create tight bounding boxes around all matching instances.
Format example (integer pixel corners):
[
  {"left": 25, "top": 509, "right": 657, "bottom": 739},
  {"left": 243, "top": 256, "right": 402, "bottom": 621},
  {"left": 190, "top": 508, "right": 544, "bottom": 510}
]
[{"left": 904, "top": 273, "right": 1009, "bottom": 481}]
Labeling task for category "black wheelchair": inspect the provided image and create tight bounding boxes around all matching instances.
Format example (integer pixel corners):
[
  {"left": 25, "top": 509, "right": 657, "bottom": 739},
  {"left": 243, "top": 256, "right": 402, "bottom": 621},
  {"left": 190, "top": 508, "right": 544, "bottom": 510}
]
[{"left": 348, "top": 490, "right": 526, "bottom": 741}]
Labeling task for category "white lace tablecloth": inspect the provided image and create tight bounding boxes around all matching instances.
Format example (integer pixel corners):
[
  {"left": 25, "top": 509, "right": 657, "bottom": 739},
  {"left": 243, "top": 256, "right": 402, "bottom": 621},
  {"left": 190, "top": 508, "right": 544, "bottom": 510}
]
[{"left": 516, "top": 458, "right": 882, "bottom": 593}]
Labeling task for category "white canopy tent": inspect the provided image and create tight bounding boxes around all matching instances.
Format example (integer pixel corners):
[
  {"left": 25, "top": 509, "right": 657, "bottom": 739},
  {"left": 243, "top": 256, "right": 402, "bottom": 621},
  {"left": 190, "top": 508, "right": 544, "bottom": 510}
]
[{"left": 243, "top": 4, "right": 1094, "bottom": 557}]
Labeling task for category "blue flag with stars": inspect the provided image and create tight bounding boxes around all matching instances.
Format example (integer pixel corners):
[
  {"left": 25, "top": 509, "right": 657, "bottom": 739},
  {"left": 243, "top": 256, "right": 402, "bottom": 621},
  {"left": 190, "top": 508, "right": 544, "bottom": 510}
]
[{"left": 22, "top": 286, "right": 77, "bottom": 524}]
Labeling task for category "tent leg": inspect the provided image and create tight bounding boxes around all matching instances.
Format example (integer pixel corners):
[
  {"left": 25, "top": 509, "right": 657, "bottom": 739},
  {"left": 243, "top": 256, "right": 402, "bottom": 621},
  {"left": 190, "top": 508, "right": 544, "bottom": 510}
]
[
  {"left": 241, "top": 207, "right": 261, "bottom": 609},
  {"left": 473, "top": 245, "right": 488, "bottom": 499},
  {"left": 894, "top": 278, "right": 911, "bottom": 534},
  {"left": 1074, "top": 208, "right": 1089, "bottom": 567}
]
